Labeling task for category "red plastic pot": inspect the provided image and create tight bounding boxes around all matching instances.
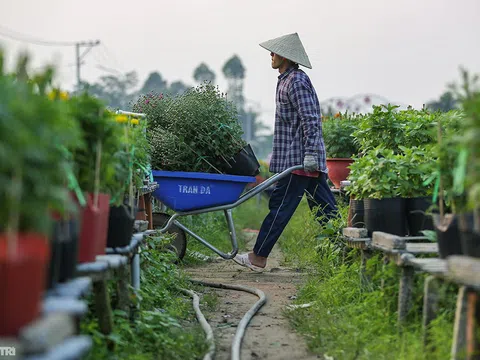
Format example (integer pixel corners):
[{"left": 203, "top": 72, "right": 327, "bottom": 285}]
[
  {"left": 94, "top": 193, "right": 111, "bottom": 256},
  {"left": 0, "top": 233, "right": 50, "bottom": 336},
  {"left": 77, "top": 194, "right": 99, "bottom": 263},
  {"left": 326, "top": 158, "right": 353, "bottom": 189},
  {"left": 77, "top": 192, "right": 110, "bottom": 263}
]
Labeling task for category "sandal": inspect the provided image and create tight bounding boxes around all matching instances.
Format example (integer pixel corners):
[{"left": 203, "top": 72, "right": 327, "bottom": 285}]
[{"left": 233, "top": 253, "right": 265, "bottom": 273}]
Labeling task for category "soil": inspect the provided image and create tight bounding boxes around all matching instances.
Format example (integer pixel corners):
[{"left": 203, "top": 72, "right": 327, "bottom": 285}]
[{"left": 185, "top": 230, "right": 320, "bottom": 360}]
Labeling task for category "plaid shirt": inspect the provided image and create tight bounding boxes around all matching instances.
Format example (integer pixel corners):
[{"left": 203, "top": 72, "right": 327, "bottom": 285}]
[{"left": 269, "top": 67, "right": 327, "bottom": 173}]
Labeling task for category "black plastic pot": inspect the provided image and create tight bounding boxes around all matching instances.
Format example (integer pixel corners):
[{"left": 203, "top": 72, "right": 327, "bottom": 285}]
[
  {"left": 47, "top": 221, "right": 63, "bottom": 290},
  {"left": 348, "top": 198, "right": 365, "bottom": 228},
  {"left": 224, "top": 144, "right": 260, "bottom": 176},
  {"left": 58, "top": 218, "right": 80, "bottom": 282},
  {"left": 364, "top": 197, "right": 407, "bottom": 236},
  {"left": 107, "top": 204, "right": 135, "bottom": 248},
  {"left": 458, "top": 212, "right": 480, "bottom": 258},
  {"left": 432, "top": 214, "right": 462, "bottom": 259},
  {"left": 406, "top": 197, "right": 434, "bottom": 236}
]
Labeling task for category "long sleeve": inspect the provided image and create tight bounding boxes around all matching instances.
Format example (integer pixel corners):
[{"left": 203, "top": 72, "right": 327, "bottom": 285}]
[{"left": 289, "top": 79, "right": 322, "bottom": 155}]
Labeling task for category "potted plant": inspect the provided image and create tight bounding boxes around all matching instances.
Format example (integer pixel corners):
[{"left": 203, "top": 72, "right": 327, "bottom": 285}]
[
  {"left": 0, "top": 52, "right": 81, "bottom": 335},
  {"left": 322, "top": 112, "right": 361, "bottom": 188},
  {"left": 133, "top": 84, "right": 259, "bottom": 176},
  {"left": 425, "top": 110, "right": 465, "bottom": 258},
  {"left": 47, "top": 89, "right": 84, "bottom": 286},
  {"left": 105, "top": 115, "right": 150, "bottom": 248},
  {"left": 396, "top": 146, "right": 436, "bottom": 236},
  {"left": 69, "top": 94, "right": 120, "bottom": 262},
  {"left": 347, "top": 148, "right": 408, "bottom": 236},
  {"left": 449, "top": 69, "right": 480, "bottom": 257}
]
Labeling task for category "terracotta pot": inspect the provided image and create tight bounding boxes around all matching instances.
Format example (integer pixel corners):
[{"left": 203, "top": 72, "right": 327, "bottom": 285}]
[
  {"left": 326, "top": 158, "right": 353, "bottom": 189},
  {"left": 0, "top": 233, "right": 50, "bottom": 336}
]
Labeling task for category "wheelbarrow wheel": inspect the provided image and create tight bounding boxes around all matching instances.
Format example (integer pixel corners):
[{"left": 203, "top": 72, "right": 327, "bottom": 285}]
[{"left": 152, "top": 212, "right": 187, "bottom": 261}]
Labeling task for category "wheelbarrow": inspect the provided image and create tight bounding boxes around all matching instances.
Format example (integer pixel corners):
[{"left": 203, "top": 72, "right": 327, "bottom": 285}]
[{"left": 151, "top": 164, "right": 303, "bottom": 260}]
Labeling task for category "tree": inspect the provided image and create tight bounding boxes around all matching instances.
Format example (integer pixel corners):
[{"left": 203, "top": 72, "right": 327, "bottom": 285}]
[
  {"left": 222, "top": 55, "right": 246, "bottom": 112},
  {"left": 426, "top": 91, "right": 458, "bottom": 112},
  {"left": 193, "top": 63, "right": 216, "bottom": 84},
  {"left": 140, "top": 71, "right": 167, "bottom": 95},
  {"left": 86, "top": 70, "right": 138, "bottom": 109},
  {"left": 168, "top": 81, "right": 189, "bottom": 96}
]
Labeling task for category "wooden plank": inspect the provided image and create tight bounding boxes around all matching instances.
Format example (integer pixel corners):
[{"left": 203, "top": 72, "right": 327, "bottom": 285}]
[
  {"left": 345, "top": 238, "right": 371, "bottom": 250},
  {"left": 466, "top": 292, "right": 480, "bottom": 360},
  {"left": 342, "top": 227, "right": 368, "bottom": 239},
  {"left": 372, "top": 232, "right": 406, "bottom": 251},
  {"left": 452, "top": 286, "right": 468, "bottom": 360},
  {"left": 405, "top": 242, "right": 438, "bottom": 255},
  {"left": 96, "top": 255, "right": 128, "bottom": 269},
  {"left": 423, "top": 276, "right": 441, "bottom": 350},
  {"left": 19, "top": 313, "right": 75, "bottom": 354},
  {"left": 25, "top": 336, "right": 92, "bottom": 360},
  {"left": 398, "top": 266, "right": 415, "bottom": 324},
  {"left": 42, "top": 298, "right": 88, "bottom": 317},
  {"left": 116, "top": 265, "right": 131, "bottom": 313},
  {"left": 447, "top": 256, "right": 480, "bottom": 288},
  {"left": 53, "top": 277, "right": 92, "bottom": 299},
  {"left": 145, "top": 193, "right": 154, "bottom": 230},
  {"left": 93, "top": 279, "right": 114, "bottom": 339},
  {"left": 134, "top": 220, "right": 149, "bottom": 233},
  {"left": 406, "top": 258, "right": 447, "bottom": 275}
]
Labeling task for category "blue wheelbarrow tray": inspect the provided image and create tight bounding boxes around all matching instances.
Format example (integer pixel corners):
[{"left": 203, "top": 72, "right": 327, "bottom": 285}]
[
  {"left": 150, "top": 165, "right": 303, "bottom": 260},
  {"left": 151, "top": 170, "right": 257, "bottom": 212}
]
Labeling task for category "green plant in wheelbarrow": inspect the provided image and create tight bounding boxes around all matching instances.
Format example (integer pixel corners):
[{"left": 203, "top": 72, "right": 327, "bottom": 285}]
[
  {"left": 322, "top": 111, "right": 361, "bottom": 188},
  {"left": 0, "top": 51, "right": 83, "bottom": 336},
  {"left": 134, "top": 83, "right": 259, "bottom": 176}
]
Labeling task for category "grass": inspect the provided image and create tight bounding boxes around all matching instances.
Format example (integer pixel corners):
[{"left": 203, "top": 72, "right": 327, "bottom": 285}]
[
  {"left": 277, "top": 195, "right": 457, "bottom": 360},
  {"left": 81, "top": 242, "right": 209, "bottom": 360},
  {"left": 79, "top": 188, "right": 461, "bottom": 359},
  {"left": 79, "top": 195, "right": 267, "bottom": 359},
  {"left": 179, "top": 194, "right": 269, "bottom": 263}
]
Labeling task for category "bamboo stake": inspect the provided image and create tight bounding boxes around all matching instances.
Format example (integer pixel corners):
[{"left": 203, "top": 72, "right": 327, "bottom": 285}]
[
  {"left": 94, "top": 139, "right": 102, "bottom": 209},
  {"left": 7, "top": 166, "right": 22, "bottom": 258},
  {"left": 125, "top": 124, "right": 134, "bottom": 217},
  {"left": 437, "top": 119, "right": 445, "bottom": 220}
]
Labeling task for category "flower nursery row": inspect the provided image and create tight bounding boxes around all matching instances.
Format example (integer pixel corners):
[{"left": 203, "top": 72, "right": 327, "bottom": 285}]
[
  {"left": 1, "top": 49, "right": 266, "bottom": 340},
  {"left": 0, "top": 52, "right": 150, "bottom": 337},
  {"left": 321, "top": 80, "right": 480, "bottom": 260}
]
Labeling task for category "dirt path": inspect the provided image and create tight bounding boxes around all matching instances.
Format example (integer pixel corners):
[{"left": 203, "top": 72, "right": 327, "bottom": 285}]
[{"left": 186, "top": 230, "right": 320, "bottom": 360}]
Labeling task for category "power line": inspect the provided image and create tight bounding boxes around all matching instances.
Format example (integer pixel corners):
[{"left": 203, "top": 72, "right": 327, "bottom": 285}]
[
  {"left": 0, "top": 25, "right": 100, "bottom": 91},
  {"left": 0, "top": 24, "right": 76, "bottom": 46}
]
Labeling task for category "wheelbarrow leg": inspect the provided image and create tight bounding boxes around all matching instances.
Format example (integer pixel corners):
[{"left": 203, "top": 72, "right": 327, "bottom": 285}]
[{"left": 172, "top": 209, "right": 239, "bottom": 259}]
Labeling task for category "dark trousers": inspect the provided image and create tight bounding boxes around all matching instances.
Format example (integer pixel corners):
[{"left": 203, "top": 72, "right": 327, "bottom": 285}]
[{"left": 253, "top": 173, "right": 338, "bottom": 258}]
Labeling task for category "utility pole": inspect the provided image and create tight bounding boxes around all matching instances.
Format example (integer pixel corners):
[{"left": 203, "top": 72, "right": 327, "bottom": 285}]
[{"left": 75, "top": 40, "right": 100, "bottom": 92}]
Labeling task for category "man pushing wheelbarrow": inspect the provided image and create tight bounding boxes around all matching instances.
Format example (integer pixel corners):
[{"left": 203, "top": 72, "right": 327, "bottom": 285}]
[{"left": 233, "top": 32, "right": 338, "bottom": 272}]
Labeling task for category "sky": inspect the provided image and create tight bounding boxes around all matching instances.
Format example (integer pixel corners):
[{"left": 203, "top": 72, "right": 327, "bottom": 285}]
[{"left": 1, "top": 0, "right": 479, "bottom": 131}]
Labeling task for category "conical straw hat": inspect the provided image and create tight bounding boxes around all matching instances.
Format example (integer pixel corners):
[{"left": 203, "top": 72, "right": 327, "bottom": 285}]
[{"left": 259, "top": 33, "right": 312, "bottom": 69}]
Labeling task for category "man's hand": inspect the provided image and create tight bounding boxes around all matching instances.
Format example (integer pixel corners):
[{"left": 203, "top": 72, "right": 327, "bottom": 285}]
[{"left": 303, "top": 154, "right": 318, "bottom": 172}]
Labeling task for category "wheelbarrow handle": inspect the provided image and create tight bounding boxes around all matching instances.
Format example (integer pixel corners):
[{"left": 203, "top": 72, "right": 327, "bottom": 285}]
[{"left": 238, "top": 164, "right": 304, "bottom": 201}]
